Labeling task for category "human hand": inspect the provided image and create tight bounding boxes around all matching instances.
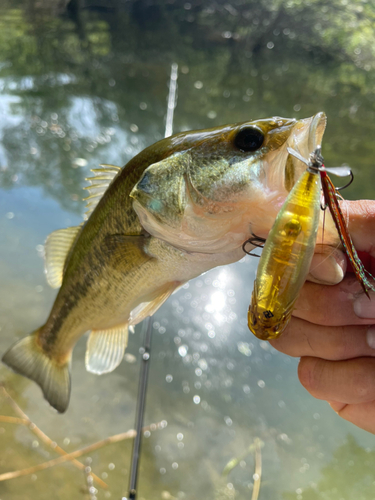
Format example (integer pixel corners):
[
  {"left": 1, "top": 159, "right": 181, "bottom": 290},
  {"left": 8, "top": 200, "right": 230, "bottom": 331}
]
[{"left": 269, "top": 200, "right": 375, "bottom": 434}]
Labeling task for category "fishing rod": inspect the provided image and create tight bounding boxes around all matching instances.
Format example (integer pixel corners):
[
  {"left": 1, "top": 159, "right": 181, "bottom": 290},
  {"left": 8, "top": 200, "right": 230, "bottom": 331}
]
[
  {"left": 123, "top": 62, "right": 178, "bottom": 500},
  {"left": 125, "top": 318, "right": 152, "bottom": 500}
]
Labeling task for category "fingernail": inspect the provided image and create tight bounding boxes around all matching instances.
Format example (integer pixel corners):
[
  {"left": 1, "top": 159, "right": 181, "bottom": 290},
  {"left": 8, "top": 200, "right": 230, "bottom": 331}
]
[
  {"left": 309, "top": 253, "right": 345, "bottom": 285},
  {"left": 353, "top": 294, "right": 375, "bottom": 319},
  {"left": 366, "top": 326, "right": 375, "bottom": 349}
]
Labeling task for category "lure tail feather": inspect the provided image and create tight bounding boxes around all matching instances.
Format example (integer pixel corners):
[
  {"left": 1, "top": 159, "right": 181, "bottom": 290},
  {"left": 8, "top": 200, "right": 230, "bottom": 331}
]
[
  {"left": 320, "top": 171, "right": 375, "bottom": 297},
  {"left": 2, "top": 331, "right": 71, "bottom": 413}
]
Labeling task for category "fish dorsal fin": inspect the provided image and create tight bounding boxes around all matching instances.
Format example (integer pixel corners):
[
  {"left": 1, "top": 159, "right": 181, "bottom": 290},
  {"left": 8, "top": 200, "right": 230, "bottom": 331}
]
[
  {"left": 129, "top": 282, "right": 181, "bottom": 326},
  {"left": 83, "top": 164, "right": 121, "bottom": 220},
  {"left": 44, "top": 226, "right": 81, "bottom": 289},
  {"left": 85, "top": 324, "right": 129, "bottom": 375}
]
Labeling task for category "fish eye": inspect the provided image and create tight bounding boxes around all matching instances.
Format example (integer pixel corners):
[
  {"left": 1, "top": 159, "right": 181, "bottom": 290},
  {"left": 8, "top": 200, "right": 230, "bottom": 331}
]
[{"left": 234, "top": 127, "right": 264, "bottom": 152}]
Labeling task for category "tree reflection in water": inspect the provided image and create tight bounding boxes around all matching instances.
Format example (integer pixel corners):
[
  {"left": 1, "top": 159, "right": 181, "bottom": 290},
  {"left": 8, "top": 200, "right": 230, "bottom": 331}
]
[{"left": 0, "top": 1, "right": 375, "bottom": 499}]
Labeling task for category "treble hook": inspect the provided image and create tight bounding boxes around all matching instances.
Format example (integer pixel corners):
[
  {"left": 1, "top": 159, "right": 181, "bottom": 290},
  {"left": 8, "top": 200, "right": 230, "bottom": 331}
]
[
  {"left": 287, "top": 146, "right": 354, "bottom": 192},
  {"left": 334, "top": 169, "right": 354, "bottom": 191},
  {"left": 242, "top": 232, "right": 266, "bottom": 258}
]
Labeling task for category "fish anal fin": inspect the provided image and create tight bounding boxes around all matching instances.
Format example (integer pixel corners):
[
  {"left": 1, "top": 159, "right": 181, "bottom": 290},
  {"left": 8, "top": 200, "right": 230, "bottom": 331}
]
[
  {"left": 44, "top": 226, "right": 81, "bottom": 289},
  {"left": 85, "top": 324, "right": 129, "bottom": 375},
  {"left": 130, "top": 281, "right": 181, "bottom": 326},
  {"left": 2, "top": 330, "right": 71, "bottom": 413}
]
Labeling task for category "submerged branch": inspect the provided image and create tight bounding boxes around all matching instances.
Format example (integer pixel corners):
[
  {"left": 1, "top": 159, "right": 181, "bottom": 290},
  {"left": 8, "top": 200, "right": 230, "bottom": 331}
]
[
  {"left": 0, "top": 386, "right": 107, "bottom": 489},
  {"left": 0, "top": 415, "right": 28, "bottom": 425},
  {"left": 0, "top": 406, "right": 163, "bottom": 483}
]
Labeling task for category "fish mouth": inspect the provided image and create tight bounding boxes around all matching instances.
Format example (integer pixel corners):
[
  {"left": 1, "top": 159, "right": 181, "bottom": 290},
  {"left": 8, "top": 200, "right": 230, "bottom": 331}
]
[
  {"left": 266, "top": 112, "right": 326, "bottom": 195},
  {"left": 284, "top": 112, "right": 327, "bottom": 191},
  {"left": 292, "top": 111, "right": 326, "bottom": 157}
]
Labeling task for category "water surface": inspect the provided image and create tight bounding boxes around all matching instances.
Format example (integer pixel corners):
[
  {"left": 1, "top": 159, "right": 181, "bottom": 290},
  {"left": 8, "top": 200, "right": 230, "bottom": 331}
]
[{"left": 1, "top": 2, "right": 375, "bottom": 499}]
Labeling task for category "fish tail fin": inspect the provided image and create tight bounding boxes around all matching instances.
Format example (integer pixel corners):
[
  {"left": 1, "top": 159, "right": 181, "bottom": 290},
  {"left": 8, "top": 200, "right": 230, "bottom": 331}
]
[{"left": 2, "top": 330, "right": 71, "bottom": 413}]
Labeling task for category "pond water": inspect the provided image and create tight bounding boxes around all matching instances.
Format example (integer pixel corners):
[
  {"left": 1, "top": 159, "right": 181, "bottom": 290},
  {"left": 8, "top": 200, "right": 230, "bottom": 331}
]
[{"left": 1, "top": 1, "right": 375, "bottom": 499}]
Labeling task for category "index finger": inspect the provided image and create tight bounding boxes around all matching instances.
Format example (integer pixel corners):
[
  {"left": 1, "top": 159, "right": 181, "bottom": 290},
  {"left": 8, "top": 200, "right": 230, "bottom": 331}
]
[{"left": 297, "top": 200, "right": 375, "bottom": 325}]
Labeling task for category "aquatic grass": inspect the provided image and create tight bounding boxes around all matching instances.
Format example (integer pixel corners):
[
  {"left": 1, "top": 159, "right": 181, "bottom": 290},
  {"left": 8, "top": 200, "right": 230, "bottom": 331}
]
[{"left": 222, "top": 438, "right": 263, "bottom": 500}]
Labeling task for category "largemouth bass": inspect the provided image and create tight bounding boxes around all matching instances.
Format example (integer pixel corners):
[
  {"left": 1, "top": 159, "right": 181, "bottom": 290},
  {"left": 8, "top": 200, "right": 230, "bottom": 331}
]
[{"left": 2, "top": 113, "right": 327, "bottom": 412}]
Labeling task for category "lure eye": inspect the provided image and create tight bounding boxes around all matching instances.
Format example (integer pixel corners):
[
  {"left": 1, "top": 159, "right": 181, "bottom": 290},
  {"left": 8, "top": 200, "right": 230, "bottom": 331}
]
[{"left": 234, "top": 127, "right": 264, "bottom": 152}]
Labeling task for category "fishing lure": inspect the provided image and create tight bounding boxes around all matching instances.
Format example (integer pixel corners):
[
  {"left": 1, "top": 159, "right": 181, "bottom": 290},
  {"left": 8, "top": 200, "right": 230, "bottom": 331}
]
[
  {"left": 289, "top": 147, "right": 375, "bottom": 298},
  {"left": 247, "top": 149, "right": 323, "bottom": 340},
  {"left": 247, "top": 145, "right": 374, "bottom": 341}
]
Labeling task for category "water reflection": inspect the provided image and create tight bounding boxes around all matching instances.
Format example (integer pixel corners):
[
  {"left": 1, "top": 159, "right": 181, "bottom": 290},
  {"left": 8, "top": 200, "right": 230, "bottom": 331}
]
[{"left": 0, "top": 1, "right": 375, "bottom": 499}]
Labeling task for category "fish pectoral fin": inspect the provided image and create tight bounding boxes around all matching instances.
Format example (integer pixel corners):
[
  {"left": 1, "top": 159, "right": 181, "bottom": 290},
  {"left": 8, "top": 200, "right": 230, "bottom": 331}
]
[
  {"left": 44, "top": 226, "right": 81, "bottom": 288},
  {"left": 85, "top": 324, "right": 129, "bottom": 375},
  {"left": 130, "top": 281, "right": 181, "bottom": 326},
  {"left": 2, "top": 330, "right": 71, "bottom": 413},
  {"left": 104, "top": 234, "right": 151, "bottom": 266}
]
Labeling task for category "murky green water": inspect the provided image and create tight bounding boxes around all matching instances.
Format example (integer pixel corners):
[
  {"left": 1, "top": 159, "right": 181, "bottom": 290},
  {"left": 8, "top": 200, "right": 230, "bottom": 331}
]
[{"left": 1, "top": 1, "right": 375, "bottom": 499}]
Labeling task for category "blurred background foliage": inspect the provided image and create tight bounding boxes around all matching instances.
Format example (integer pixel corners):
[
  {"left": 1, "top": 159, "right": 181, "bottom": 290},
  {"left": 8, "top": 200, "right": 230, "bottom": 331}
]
[{"left": 0, "top": 0, "right": 375, "bottom": 209}]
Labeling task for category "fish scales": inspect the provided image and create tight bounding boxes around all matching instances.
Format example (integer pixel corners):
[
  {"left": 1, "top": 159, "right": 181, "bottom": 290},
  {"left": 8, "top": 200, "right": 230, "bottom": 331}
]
[{"left": 2, "top": 115, "right": 334, "bottom": 412}]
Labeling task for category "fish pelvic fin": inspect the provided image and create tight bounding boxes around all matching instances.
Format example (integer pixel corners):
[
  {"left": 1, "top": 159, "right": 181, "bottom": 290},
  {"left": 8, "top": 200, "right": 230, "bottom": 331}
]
[
  {"left": 129, "top": 281, "right": 182, "bottom": 325},
  {"left": 45, "top": 226, "right": 81, "bottom": 289},
  {"left": 85, "top": 324, "right": 129, "bottom": 375},
  {"left": 2, "top": 331, "right": 71, "bottom": 413}
]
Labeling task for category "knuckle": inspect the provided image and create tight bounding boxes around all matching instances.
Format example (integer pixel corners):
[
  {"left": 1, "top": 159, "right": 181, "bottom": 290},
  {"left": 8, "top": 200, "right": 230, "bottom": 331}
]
[
  {"left": 353, "top": 200, "right": 375, "bottom": 221},
  {"left": 269, "top": 326, "right": 298, "bottom": 357},
  {"left": 332, "top": 327, "right": 352, "bottom": 359},
  {"left": 296, "top": 286, "right": 334, "bottom": 325},
  {"left": 351, "top": 360, "right": 375, "bottom": 401},
  {"left": 298, "top": 357, "right": 314, "bottom": 390},
  {"left": 298, "top": 357, "right": 324, "bottom": 396}
]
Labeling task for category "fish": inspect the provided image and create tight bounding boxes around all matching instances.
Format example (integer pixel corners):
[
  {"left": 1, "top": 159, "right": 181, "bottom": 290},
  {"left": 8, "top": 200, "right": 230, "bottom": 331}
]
[
  {"left": 2, "top": 113, "right": 328, "bottom": 412},
  {"left": 247, "top": 138, "right": 323, "bottom": 341}
]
